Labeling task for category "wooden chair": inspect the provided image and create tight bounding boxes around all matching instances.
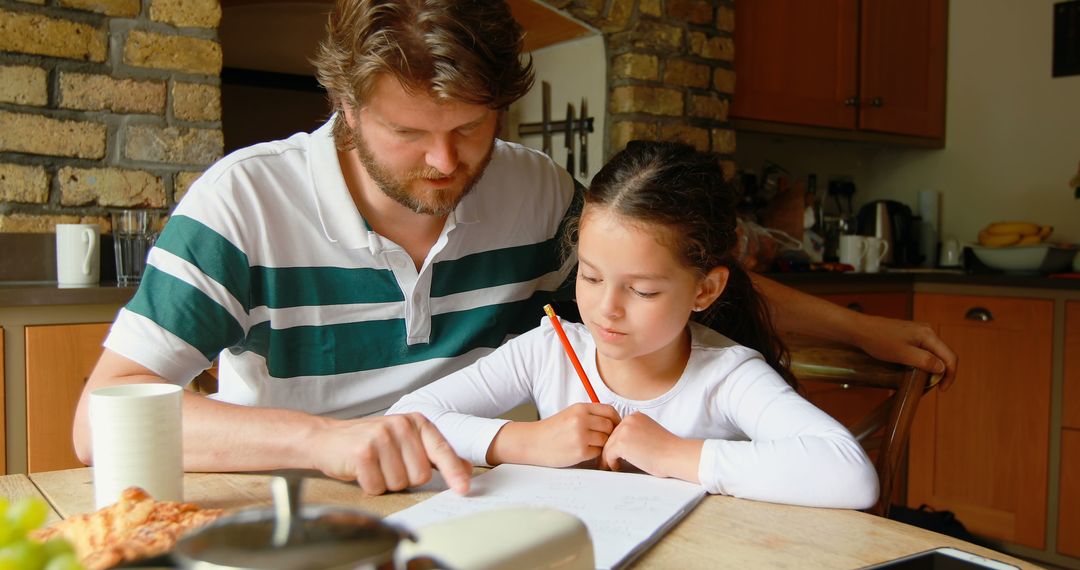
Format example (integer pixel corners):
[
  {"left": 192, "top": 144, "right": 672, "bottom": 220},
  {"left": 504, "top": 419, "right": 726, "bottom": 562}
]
[{"left": 785, "top": 335, "right": 942, "bottom": 517}]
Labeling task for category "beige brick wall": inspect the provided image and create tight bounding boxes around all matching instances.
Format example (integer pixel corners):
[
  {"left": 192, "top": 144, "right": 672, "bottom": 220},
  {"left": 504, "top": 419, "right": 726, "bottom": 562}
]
[
  {"left": 0, "top": 0, "right": 223, "bottom": 233},
  {"left": 585, "top": 0, "right": 735, "bottom": 163},
  {"left": 59, "top": 73, "right": 167, "bottom": 115},
  {"left": 0, "top": 164, "right": 49, "bottom": 204},
  {"left": 610, "top": 86, "right": 684, "bottom": 116},
  {"left": 0, "top": 111, "right": 107, "bottom": 159},
  {"left": 150, "top": 0, "right": 221, "bottom": 28},
  {"left": 173, "top": 171, "right": 204, "bottom": 203},
  {"left": 173, "top": 82, "right": 222, "bottom": 122},
  {"left": 58, "top": 167, "right": 167, "bottom": 207},
  {"left": 58, "top": 0, "right": 139, "bottom": 17},
  {"left": 0, "top": 9, "right": 107, "bottom": 62},
  {"left": 0, "top": 65, "right": 48, "bottom": 106},
  {"left": 124, "top": 31, "right": 222, "bottom": 75}
]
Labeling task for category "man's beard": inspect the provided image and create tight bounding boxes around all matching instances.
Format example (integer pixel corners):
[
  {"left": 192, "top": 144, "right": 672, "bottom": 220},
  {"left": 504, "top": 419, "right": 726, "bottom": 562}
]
[{"left": 351, "top": 124, "right": 494, "bottom": 216}]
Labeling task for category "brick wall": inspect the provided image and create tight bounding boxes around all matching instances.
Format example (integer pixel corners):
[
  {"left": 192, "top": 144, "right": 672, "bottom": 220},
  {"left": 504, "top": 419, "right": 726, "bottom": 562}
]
[
  {"left": 553, "top": 0, "right": 736, "bottom": 178},
  {"left": 0, "top": 0, "right": 222, "bottom": 233}
]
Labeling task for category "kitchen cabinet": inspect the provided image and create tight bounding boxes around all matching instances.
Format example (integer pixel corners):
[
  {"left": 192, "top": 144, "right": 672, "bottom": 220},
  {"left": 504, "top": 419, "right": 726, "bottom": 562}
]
[
  {"left": 1064, "top": 301, "right": 1080, "bottom": 430},
  {"left": 1060, "top": 302, "right": 1080, "bottom": 558},
  {"left": 733, "top": 0, "right": 947, "bottom": 141},
  {"left": 799, "top": 292, "right": 910, "bottom": 504},
  {"left": 908, "top": 294, "right": 1052, "bottom": 549},
  {"left": 1060, "top": 429, "right": 1080, "bottom": 559},
  {"left": 25, "top": 323, "right": 110, "bottom": 473}
]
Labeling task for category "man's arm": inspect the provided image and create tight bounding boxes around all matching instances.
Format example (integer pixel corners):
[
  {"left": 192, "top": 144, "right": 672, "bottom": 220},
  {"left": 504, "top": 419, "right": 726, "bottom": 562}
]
[
  {"left": 752, "top": 274, "right": 957, "bottom": 389},
  {"left": 73, "top": 349, "right": 472, "bottom": 494}
]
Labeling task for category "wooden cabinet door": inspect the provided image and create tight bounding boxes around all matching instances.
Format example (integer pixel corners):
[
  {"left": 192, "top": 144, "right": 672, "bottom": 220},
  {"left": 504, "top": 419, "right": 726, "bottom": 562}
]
[
  {"left": 25, "top": 323, "right": 110, "bottom": 473},
  {"left": 1059, "top": 429, "right": 1080, "bottom": 558},
  {"left": 909, "top": 294, "right": 1052, "bottom": 549},
  {"left": 800, "top": 292, "right": 911, "bottom": 504},
  {"left": 733, "top": 0, "right": 858, "bottom": 129},
  {"left": 859, "top": 0, "right": 948, "bottom": 138},
  {"left": 1064, "top": 301, "right": 1080, "bottom": 429}
]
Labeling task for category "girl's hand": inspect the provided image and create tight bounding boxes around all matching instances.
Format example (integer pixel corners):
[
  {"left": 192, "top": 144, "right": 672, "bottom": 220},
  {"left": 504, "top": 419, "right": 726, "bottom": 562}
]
[
  {"left": 600, "top": 412, "right": 703, "bottom": 483},
  {"left": 487, "top": 403, "right": 621, "bottom": 468}
]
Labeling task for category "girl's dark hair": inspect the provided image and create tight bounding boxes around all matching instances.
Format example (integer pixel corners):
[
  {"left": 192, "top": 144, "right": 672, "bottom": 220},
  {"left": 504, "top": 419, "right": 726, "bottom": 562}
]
[
  {"left": 580, "top": 141, "right": 795, "bottom": 387},
  {"left": 313, "top": 0, "right": 534, "bottom": 149}
]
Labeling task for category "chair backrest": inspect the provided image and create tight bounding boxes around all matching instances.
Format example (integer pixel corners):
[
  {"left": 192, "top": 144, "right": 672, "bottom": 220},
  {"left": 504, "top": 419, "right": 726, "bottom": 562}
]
[{"left": 784, "top": 335, "right": 939, "bottom": 517}]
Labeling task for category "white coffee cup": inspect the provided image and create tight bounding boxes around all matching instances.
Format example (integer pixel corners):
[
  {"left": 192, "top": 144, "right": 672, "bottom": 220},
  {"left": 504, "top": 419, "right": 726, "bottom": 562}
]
[
  {"left": 863, "top": 236, "right": 890, "bottom": 273},
  {"left": 939, "top": 238, "right": 962, "bottom": 267},
  {"left": 90, "top": 383, "right": 183, "bottom": 508},
  {"left": 838, "top": 235, "right": 867, "bottom": 271},
  {"left": 56, "top": 223, "right": 100, "bottom": 287}
]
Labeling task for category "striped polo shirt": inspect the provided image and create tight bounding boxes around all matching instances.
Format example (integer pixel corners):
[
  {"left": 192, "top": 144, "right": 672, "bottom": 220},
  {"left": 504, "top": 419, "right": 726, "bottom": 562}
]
[{"left": 104, "top": 119, "right": 579, "bottom": 418}]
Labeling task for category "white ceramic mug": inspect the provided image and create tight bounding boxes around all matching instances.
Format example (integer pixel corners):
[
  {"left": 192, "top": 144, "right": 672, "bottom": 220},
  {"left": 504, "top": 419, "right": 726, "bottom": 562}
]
[
  {"left": 939, "top": 238, "right": 962, "bottom": 267},
  {"left": 838, "top": 235, "right": 867, "bottom": 271},
  {"left": 90, "top": 383, "right": 183, "bottom": 508},
  {"left": 56, "top": 223, "right": 100, "bottom": 287},
  {"left": 863, "top": 236, "right": 890, "bottom": 273}
]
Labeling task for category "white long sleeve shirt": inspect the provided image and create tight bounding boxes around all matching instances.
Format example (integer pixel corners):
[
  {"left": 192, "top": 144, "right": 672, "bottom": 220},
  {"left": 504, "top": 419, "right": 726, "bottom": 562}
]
[{"left": 388, "top": 319, "right": 879, "bottom": 509}]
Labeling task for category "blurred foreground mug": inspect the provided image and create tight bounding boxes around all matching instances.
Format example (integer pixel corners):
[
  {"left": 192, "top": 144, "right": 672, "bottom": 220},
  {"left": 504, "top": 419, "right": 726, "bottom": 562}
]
[
  {"left": 863, "top": 236, "right": 890, "bottom": 273},
  {"left": 112, "top": 210, "right": 164, "bottom": 286},
  {"left": 90, "top": 383, "right": 182, "bottom": 508},
  {"left": 838, "top": 235, "right": 867, "bottom": 272},
  {"left": 56, "top": 223, "right": 100, "bottom": 287}
]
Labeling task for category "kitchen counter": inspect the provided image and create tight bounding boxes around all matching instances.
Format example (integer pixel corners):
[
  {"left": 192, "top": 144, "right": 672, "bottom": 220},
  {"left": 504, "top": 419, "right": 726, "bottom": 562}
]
[
  {"left": 2, "top": 270, "right": 1079, "bottom": 309},
  {"left": 0, "top": 282, "right": 136, "bottom": 307},
  {"left": 764, "top": 269, "right": 1080, "bottom": 293}
]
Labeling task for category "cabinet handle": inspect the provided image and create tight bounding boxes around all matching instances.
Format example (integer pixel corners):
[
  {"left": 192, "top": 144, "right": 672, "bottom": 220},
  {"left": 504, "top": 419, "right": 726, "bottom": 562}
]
[
  {"left": 964, "top": 307, "right": 994, "bottom": 322},
  {"left": 843, "top": 97, "right": 860, "bottom": 107},
  {"left": 846, "top": 302, "right": 865, "bottom": 313},
  {"left": 866, "top": 97, "right": 884, "bottom": 108}
]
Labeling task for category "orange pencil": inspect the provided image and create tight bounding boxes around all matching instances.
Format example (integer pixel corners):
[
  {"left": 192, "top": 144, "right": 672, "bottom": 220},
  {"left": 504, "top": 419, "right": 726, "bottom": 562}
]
[{"left": 543, "top": 304, "right": 600, "bottom": 403}]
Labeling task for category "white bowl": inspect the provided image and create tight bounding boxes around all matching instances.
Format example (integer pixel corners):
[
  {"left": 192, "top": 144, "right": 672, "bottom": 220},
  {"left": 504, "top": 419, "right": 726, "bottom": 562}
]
[{"left": 969, "top": 244, "right": 1078, "bottom": 274}]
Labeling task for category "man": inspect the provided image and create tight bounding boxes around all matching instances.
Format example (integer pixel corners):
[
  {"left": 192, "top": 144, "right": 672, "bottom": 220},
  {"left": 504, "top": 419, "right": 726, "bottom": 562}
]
[{"left": 73, "top": 0, "right": 956, "bottom": 496}]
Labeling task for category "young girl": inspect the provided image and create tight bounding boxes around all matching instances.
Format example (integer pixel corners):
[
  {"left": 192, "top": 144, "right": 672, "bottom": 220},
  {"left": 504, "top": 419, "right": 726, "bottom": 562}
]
[{"left": 388, "top": 142, "right": 878, "bottom": 509}]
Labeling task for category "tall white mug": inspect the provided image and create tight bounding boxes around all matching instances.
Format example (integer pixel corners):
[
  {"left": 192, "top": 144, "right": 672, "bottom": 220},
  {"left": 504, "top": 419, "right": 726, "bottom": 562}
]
[
  {"left": 863, "top": 237, "right": 890, "bottom": 273},
  {"left": 56, "top": 223, "right": 100, "bottom": 287},
  {"left": 838, "top": 235, "right": 867, "bottom": 272},
  {"left": 90, "top": 383, "right": 183, "bottom": 508}
]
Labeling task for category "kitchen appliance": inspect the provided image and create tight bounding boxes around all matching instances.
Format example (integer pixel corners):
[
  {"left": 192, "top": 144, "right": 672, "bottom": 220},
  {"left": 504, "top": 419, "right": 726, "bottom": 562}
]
[{"left": 856, "top": 200, "right": 920, "bottom": 266}]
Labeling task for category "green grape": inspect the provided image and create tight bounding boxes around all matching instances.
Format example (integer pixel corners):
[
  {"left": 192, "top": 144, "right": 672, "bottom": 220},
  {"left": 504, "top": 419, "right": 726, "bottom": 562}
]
[
  {"left": 0, "top": 539, "right": 46, "bottom": 570},
  {"left": 44, "top": 553, "right": 82, "bottom": 570},
  {"left": 40, "top": 538, "right": 75, "bottom": 559},
  {"left": 6, "top": 498, "right": 47, "bottom": 533}
]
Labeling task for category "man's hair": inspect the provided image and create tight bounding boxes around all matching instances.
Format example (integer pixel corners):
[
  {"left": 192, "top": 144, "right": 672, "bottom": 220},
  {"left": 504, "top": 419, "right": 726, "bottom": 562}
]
[{"left": 313, "top": 0, "right": 534, "bottom": 148}]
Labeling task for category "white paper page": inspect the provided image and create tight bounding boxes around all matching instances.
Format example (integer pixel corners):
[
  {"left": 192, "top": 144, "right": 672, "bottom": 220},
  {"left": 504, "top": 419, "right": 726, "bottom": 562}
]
[{"left": 389, "top": 464, "right": 706, "bottom": 569}]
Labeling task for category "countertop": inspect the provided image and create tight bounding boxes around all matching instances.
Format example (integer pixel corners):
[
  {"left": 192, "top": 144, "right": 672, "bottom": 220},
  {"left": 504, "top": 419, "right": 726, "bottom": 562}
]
[
  {"left": 2, "top": 270, "right": 1079, "bottom": 309},
  {"left": 0, "top": 282, "right": 137, "bottom": 307}
]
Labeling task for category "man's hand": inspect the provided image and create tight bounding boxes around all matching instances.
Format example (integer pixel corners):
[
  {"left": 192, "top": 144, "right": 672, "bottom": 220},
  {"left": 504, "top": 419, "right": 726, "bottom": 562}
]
[
  {"left": 488, "top": 403, "right": 621, "bottom": 468},
  {"left": 851, "top": 314, "right": 958, "bottom": 390},
  {"left": 313, "top": 413, "right": 473, "bottom": 495},
  {"left": 599, "top": 412, "right": 701, "bottom": 483}
]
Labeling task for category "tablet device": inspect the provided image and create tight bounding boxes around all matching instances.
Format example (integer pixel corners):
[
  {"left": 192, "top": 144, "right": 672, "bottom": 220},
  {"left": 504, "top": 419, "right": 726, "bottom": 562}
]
[{"left": 862, "top": 547, "right": 1020, "bottom": 570}]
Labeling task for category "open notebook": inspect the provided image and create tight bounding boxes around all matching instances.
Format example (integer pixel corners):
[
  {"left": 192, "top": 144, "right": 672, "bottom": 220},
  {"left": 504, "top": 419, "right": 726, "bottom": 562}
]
[{"left": 388, "top": 464, "right": 706, "bottom": 569}]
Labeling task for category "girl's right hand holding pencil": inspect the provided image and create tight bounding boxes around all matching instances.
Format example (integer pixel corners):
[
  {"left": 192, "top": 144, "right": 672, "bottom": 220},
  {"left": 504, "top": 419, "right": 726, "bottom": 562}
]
[{"left": 486, "top": 403, "right": 622, "bottom": 468}]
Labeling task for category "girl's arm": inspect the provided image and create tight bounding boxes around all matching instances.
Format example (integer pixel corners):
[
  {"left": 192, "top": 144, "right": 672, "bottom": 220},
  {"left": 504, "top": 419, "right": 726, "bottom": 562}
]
[
  {"left": 701, "top": 356, "right": 879, "bottom": 509},
  {"left": 387, "top": 334, "right": 539, "bottom": 466}
]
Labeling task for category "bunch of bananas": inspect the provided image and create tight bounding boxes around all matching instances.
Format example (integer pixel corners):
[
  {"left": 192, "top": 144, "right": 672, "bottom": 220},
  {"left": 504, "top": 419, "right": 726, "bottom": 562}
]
[{"left": 978, "top": 221, "right": 1053, "bottom": 247}]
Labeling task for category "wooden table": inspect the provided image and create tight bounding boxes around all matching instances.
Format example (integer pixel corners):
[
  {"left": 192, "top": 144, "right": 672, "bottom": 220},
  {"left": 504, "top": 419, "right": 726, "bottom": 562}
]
[{"left": 4, "top": 468, "right": 1036, "bottom": 569}]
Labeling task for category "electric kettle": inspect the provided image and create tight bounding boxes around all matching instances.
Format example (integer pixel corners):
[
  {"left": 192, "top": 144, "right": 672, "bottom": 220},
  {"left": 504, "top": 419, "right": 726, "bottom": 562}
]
[{"left": 855, "top": 200, "right": 919, "bottom": 266}]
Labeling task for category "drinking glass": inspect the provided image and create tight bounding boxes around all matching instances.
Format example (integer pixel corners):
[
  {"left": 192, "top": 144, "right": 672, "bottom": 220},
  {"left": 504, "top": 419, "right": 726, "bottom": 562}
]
[{"left": 112, "top": 210, "right": 164, "bottom": 286}]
